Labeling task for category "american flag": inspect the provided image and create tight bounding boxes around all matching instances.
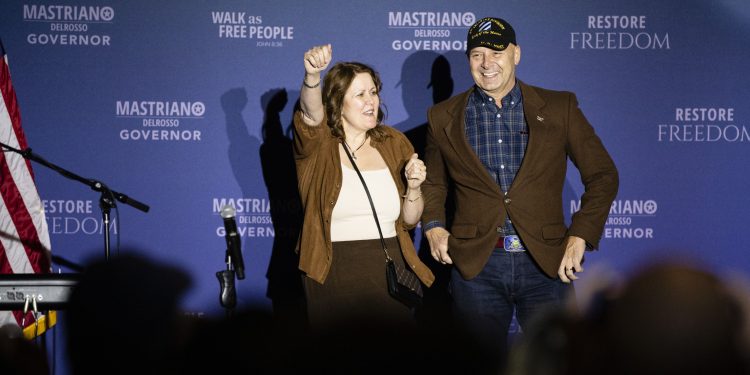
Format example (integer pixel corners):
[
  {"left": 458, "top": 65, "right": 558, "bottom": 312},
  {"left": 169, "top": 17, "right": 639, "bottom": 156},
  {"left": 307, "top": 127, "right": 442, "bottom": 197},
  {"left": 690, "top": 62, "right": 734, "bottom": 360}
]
[{"left": 0, "top": 39, "right": 52, "bottom": 327}]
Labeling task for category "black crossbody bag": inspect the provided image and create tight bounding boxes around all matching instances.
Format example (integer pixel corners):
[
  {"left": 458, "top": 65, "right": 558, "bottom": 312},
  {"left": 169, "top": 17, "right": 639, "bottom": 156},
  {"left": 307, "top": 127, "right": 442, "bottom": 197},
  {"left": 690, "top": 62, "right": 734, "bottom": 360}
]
[{"left": 342, "top": 144, "right": 423, "bottom": 308}]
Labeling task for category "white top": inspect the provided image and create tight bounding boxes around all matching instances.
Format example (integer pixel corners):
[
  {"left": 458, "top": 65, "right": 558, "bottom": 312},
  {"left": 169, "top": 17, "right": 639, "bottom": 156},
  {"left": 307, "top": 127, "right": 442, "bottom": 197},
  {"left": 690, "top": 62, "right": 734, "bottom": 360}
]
[{"left": 331, "top": 164, "right": 400, "bottom": 241}]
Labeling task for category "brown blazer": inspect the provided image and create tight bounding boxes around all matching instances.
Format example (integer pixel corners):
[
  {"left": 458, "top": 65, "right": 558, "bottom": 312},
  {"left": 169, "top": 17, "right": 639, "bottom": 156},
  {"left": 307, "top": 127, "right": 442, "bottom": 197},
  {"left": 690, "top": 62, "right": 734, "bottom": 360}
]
[
  {"left": 293, "top": 112, "right": 435, "bottom": 286},
  {"left": 422, "top": 81, "right": 618, "bottom": 279}
]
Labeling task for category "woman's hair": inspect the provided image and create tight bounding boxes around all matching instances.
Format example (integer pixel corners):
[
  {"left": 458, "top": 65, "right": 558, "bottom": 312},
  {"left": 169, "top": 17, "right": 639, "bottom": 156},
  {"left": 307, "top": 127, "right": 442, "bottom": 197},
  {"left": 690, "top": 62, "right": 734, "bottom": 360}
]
[{"left": 323, "top": 61, "right": 388, "bottom": 142}]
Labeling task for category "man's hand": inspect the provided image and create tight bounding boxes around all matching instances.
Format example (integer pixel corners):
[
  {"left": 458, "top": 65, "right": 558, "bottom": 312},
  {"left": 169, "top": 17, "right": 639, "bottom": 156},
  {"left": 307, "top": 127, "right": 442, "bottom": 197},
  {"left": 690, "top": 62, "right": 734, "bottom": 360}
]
[
  {"left": 558, "top": 235, "right": 586, "bottom": 283},
  {"left": 425, "top": 227, "right": 452, "bottom": 264}
]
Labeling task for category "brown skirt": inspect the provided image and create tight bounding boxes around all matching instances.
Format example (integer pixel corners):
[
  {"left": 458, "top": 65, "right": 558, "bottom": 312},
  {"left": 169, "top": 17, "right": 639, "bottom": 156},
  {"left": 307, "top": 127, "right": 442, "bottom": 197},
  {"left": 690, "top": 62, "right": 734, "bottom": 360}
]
[{"left": 304, "top": 236, "right": 414, "bottom": 330}]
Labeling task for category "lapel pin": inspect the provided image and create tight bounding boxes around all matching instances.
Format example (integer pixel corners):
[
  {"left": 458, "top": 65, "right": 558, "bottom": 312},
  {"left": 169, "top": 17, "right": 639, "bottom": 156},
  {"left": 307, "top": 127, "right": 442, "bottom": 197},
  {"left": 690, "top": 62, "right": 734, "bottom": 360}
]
[{"left": 536, "top": 115, "right": 544, "bottom": 122}]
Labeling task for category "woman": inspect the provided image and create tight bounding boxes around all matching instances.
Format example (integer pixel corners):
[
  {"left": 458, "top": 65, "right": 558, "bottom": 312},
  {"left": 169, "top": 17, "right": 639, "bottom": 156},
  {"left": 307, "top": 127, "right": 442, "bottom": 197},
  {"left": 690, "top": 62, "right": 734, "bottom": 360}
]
[{"left": 294, "top": 44, "right": 434, "bottom": 328}]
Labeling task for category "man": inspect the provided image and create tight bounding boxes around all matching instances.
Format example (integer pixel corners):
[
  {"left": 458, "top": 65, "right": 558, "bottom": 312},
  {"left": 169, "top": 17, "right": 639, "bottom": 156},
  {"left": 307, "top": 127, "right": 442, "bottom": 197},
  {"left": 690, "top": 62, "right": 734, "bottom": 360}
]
[{"left": 422, "top": 16, "right": 618, "bottom": 363}]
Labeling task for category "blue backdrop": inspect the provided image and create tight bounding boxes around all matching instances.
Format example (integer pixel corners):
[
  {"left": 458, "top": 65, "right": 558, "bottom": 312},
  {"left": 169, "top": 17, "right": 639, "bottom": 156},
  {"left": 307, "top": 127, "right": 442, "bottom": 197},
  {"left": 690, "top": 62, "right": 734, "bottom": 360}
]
[{"left": 1, "top": 0, "right": 749, "bottom": 353}]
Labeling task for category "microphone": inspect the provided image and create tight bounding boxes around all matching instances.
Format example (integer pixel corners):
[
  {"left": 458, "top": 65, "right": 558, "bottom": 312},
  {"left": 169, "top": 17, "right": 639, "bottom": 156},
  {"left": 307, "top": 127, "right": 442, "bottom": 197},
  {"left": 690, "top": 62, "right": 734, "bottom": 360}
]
[{"left": 220, "top": 205, "right": 245, "bottom": 280}]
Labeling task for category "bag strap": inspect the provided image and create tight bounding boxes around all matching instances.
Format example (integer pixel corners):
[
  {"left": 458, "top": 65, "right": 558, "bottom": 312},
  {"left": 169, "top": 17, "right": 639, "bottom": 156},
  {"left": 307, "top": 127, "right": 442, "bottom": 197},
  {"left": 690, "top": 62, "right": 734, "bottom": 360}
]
[{"left": 341, "top": 142, "right": 393, "bottom": 262}]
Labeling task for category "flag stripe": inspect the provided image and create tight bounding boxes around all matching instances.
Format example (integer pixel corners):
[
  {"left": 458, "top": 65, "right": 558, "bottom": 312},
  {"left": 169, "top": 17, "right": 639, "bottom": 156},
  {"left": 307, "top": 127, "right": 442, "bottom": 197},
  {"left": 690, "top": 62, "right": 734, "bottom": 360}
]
[
  {"left": 1, "top": 54, "right": 50, "bottom": 274},
  {"left": 0, "top": 192, "right": 34, "bottom": 273},
  {"left": 0, "top": 40, "right": 52, "bottom": 327},
  {"left": 0, "top": 110, "right": 49, "bottom": 273}
]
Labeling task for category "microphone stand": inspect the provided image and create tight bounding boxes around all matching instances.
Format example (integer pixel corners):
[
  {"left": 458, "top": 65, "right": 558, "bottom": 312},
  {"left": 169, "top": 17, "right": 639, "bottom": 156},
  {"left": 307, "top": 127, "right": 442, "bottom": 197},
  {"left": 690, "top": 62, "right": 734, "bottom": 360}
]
[{"left": 1, "top": 142, "right": 150, "bottom": 261}]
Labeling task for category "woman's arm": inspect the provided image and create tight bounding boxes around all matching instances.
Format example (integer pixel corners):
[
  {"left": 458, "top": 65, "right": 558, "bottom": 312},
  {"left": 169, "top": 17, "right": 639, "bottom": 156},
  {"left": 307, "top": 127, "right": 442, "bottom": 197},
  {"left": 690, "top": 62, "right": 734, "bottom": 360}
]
[
  {"left": 402, "top": 153, "right": 426, "bottom": 225},
  {"left": 299, "top": 44, "right": 331, "bottom": 126}
]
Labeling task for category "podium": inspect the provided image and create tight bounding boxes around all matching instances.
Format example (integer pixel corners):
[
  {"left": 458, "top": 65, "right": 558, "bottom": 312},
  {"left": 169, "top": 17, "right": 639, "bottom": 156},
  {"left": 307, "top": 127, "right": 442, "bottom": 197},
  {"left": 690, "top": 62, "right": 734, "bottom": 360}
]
[{"left": 0, "top": 273, "right": 79, "bottom": 339}]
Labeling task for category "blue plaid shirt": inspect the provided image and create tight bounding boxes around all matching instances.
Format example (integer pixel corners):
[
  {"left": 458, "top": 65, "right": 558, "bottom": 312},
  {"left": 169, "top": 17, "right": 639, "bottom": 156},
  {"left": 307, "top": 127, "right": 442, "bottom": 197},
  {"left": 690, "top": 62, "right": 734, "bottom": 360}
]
[{"left": 425, "top": 82, "right": 528, "bottom": 236}]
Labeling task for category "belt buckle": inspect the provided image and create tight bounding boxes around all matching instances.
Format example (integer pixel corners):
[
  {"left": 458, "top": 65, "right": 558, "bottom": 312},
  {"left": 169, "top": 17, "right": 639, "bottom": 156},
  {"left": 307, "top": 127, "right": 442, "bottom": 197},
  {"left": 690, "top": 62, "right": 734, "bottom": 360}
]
[{"left": 503, "top": 235, "right": 526, "bottom": 252}]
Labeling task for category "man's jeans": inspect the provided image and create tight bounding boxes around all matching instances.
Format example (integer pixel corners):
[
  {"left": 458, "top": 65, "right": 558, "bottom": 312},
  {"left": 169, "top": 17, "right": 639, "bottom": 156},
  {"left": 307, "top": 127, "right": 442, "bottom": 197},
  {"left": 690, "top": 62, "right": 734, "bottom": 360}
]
[{"left": 450, "top": 248, "right": 572, "bottom": 363}]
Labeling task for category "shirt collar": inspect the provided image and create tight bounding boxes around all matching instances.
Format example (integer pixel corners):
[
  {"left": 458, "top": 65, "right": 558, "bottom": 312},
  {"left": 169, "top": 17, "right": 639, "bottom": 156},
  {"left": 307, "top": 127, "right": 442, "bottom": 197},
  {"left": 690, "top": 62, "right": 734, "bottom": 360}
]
[{"left": 472, "top": 80, "right": 522, "bottom": 109}]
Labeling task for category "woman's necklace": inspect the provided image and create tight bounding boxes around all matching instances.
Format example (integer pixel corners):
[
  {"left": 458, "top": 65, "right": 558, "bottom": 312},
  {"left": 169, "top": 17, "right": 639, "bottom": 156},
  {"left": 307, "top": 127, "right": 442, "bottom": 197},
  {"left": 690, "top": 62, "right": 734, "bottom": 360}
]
[{"left": 344, "top": 135, "right": 368, "bottom": 160}]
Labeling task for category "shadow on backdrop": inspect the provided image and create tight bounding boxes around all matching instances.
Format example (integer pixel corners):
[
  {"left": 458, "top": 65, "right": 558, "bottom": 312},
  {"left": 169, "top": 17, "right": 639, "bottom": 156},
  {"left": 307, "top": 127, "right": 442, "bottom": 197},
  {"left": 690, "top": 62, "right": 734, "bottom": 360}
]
[
  {"left": 222, "top": 87, "right": 263, "bottom": 201},
  {"left": 258, "top": 89, "right": 306, "bottom": 332},
  {"left": 396, "top": 51, "right": 458, "bottom": 330}
]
